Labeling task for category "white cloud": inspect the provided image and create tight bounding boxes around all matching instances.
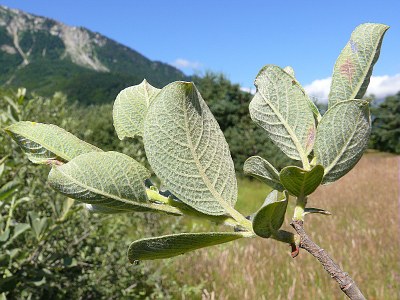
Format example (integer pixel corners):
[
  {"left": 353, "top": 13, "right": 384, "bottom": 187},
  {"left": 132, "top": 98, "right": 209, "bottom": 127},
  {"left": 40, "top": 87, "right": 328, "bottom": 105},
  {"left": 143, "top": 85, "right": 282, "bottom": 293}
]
[
  {"left": 240, "top": 86, "right": 256, "bottom": 94},
  {"left": 367, "top": 74, "right": 400, "bottom": 99},
  {"left": 304, "top": 74, "right": 400, "bottom": 103},
  {"left": 171, "top": 58, "right": 202, "bottom": 70},
  {"left": 304, "top": 78, "right": 332, "bottom": 103}
]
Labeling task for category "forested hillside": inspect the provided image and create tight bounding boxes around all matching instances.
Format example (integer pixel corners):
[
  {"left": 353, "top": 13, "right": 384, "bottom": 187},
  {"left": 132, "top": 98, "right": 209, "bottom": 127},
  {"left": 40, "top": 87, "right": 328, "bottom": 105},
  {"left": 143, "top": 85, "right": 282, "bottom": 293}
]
[{"left": 0, "top": 5, "right": 186, "bottom": 104}]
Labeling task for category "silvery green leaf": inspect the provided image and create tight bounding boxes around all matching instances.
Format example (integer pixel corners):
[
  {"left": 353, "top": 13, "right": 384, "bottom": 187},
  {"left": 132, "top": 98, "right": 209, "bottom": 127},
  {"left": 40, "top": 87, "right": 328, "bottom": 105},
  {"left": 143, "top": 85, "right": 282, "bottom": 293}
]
[
  {"left": 314, "top": 100, "right": 370, "bottom": 184},
  {"left": 128, "top": 232, "right": 245, "bottom": 262},
  {"left": 252, "top": 190, "right": 288, "bottom": 238},
  {"left": 144, "top": 82, "right": 237, "bottom": 216},
  {"left": 329, "top": 23, "right": 389, "bottom": 107},
  {"left": 113, "top": 79, "right": 160, "bottom": 139},
  {"left": 243, "top": 156, "right": 283, "bottom": 191},
  {"left": 279, "top": 165, "right": 324, "bottom": 197},
  {"left": 5, "top": 121, "right": 101, "bottom": 164},
  {"left": 249, "top": 65, "right": 316, "bottom": 162},
  {"left": 48, "top": 151, "right": 181, "bottom": 215}
]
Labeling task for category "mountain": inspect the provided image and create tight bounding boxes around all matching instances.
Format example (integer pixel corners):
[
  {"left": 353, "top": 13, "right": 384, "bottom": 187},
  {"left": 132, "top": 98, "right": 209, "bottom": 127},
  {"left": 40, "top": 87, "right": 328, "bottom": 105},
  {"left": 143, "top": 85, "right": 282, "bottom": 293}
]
[{"left": 0, "top": 5, "right": 187, "bottom": 104}]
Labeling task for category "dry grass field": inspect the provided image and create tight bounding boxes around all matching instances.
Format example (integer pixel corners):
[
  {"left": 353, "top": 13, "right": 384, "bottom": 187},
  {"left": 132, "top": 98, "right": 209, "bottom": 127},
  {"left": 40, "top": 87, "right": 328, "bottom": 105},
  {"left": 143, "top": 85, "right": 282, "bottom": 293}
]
[{"left": 151, "top": 153, "right": 399, "bottom": 299}]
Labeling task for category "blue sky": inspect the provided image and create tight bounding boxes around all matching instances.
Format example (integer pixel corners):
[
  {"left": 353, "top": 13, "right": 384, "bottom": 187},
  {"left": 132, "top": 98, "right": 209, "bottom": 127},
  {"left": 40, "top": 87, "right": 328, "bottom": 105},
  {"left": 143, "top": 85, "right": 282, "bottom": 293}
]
[{"left": 2, "top": 0, "right": 399, "bottom": 101}]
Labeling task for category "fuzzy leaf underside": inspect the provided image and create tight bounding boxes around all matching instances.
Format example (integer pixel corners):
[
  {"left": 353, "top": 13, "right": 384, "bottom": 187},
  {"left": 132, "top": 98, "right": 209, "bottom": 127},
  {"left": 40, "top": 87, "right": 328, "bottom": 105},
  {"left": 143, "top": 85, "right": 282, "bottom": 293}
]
[
  {"left": 252, "top": 190, "right": 288, "bottom": 238},
  {"left": 249, "top": 65, "right": 316, "bottom": 161},
  {"left": 144, "top": 82, "right": 237, "bottom": 216},
  {"left": 4, "top": 121, "right": 101, "bottom": 164},
  {"left": 243, "top": 156, "right": 283, "bottom": 191},
  {"left": 128, "top": 232, "right": 244, "bottom": 262},
  {"left": 113, "top": 79, "right": 160, "bottom": 139},
  {"left": 314, "top": 100, "right": 371, "bottom": 184},
  {"left": 48, "top": 151, "right": 181, "bottom": 215},
  {"left": 329, "top": 23, "right": 389, "bottom": 107},
  {"left": 279, "top": 165, "right": 324, "bottom": 196}
]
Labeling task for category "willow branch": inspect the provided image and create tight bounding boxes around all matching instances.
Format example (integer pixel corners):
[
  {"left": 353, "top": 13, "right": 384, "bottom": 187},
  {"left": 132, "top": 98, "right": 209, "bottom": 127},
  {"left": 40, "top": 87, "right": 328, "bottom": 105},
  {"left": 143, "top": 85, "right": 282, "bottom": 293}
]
[{"left": 291, "top": 220, "right": 366, "bottom": 300}]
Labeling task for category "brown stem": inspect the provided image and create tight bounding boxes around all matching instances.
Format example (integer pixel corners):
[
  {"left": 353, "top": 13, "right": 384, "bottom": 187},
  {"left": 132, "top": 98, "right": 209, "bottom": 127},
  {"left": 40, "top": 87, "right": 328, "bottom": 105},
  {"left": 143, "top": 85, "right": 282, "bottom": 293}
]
[{"left": 291, "top": 220, "right": 366, "bottom": 300}]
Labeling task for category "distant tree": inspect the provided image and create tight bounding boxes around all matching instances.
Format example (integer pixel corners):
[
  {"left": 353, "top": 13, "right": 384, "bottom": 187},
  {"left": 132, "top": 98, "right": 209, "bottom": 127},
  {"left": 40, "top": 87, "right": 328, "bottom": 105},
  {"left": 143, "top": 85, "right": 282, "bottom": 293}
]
[{"left": 369, "top": 92, "right": 400, "bottom": 153}]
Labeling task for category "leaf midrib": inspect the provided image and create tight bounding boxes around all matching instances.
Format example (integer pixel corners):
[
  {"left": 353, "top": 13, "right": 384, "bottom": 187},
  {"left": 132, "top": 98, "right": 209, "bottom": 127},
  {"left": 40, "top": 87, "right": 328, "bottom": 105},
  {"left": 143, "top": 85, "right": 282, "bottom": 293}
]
[
  {"left": 258, "top": 72, "right": 307, "bottom": 161},
  {"left": 182, "top": 93, "right": 233, "bottom": 215}
]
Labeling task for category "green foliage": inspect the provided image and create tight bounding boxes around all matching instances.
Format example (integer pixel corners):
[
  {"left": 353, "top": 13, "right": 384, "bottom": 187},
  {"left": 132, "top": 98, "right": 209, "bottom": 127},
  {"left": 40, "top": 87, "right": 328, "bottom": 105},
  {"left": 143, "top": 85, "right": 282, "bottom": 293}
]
[{"left": 369, "top": 92, "right": 400, "bottom": 154}]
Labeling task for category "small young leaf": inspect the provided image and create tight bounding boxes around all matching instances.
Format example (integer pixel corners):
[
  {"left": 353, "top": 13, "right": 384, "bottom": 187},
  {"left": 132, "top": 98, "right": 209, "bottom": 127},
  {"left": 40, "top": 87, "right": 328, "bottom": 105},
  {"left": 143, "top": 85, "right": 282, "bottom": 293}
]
[
  {"left": 144, "top": 82, "right": 237, "bottom": 216},
  {"left": 252, "top": 190, "right": 288, "bottom": 238},
  {"left": 113, "top": 79, "right": 160, "bottom": 140},
  {"left": 243, "top": 156, "right": 283, "bottom": 191},
  {"left": 314, "top": 100, "right": 370, "bottom": 184},
  {"left": 128, "top": 232, "right": 245, "bottom": 262},
  {"left": 329, "top": 23, "right": 389, "bottom": 107},
  {"left": 4, "top": 121, "right": 101, "bottom": 164},
  {"left": 279, "top": 165, "right": 324, "bottom": 197},
  {"left": 48, "top": 151, "right": 182, "bottom": 215},
  {"left": 249, "top": 65, "right": 316, "bottom": 162},
  {"left": 27, "top": 212, "right": 49, "bottom": 241},
  {"left": 7, "top": 223, "right": 31, "bottom": 246}
]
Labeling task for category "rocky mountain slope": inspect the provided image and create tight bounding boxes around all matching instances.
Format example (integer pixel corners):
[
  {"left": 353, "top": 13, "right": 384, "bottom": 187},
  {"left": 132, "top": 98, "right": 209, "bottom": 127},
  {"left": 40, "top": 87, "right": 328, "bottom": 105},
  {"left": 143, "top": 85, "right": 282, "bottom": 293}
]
[{"left": 0, "top": 5, "right": 186, "bottom": 104}]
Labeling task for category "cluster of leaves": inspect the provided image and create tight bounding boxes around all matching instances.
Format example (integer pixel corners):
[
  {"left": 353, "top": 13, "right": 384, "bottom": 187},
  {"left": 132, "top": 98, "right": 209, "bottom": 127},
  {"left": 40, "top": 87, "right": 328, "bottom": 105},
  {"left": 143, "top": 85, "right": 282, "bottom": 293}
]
[
  {"left": 4, "top": 23, "right": 388, "bottom": 267},
  {"left": 0, "top": 90, "right": 180, "bottom": 299}
]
